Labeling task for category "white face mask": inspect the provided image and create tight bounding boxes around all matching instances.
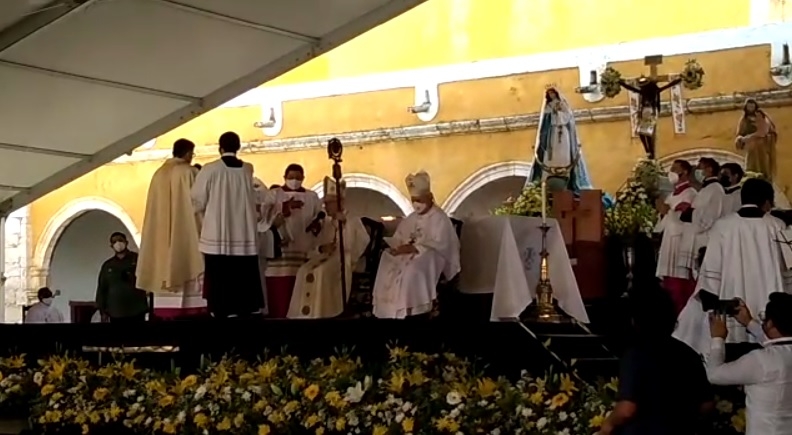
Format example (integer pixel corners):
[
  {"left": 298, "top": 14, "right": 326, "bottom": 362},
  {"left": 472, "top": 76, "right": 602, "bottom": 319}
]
[
  {"left": 112, "top": 241, "right": 127, "bottom": 253},
  {"left": 667, "top": 171, "right": 679, "bottom": 185},
  {"left": 285, "top": 179, "right": 302, "bottom": 190},
  {"left": 412, "top": 201, "right": 428, "bottom": 213},
  {"left": 42, "top": 298, "right": 53, "bottom": 306}
]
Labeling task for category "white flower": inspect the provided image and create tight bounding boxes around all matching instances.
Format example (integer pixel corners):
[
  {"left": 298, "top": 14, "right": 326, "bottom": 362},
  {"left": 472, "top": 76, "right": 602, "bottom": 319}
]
[
  {"left": 241, "top": 391, "right": 251, "bottom": 402},
  {"left": 521, "top": 407, "right": 533, "bottom": 417},
  {"left": 557, "top": 429, "right": 570, "bottom": 435},
  {"left": 33, "top": 372, "right": 43, "bottom": 385},
  {"left": 345, "top": 382, "right": 365, "bottom": 403},
  {"left": 194, "top": 385, "right": 207, "bottom": 400},
  {"left": 446, "top": 391, "right": 462, "bottom": 406},
  {"left": 537, "top": 417, "right": 548, "bottom": 429},
  {"left": 558, "top": 411, "right": 568, "bottom": 421}
]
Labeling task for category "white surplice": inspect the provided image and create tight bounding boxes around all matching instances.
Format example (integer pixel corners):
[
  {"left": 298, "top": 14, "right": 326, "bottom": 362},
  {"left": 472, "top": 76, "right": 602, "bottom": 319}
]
[
  {"left": 254, "top": 180, "right": 278, "bottom": 313},
  {"left": 267, "top": 187, "right": 323, "bottom": 277},
  {"left": 677, "top": 179, "right": 726, "bottom": 273},
  {"left": 656, "top": 183, "right": 697, "bottom": 279},
  {"left": 191, "top": 155, "right": 259, "bottom": 256},
  {"left": 674, "top": 208, "right": 792, "bottom": 354},
  {"left": 373, "top": 205, "right": 461, "bottom": 318},
  {"left": 24, "top": 302, "right": 65, "bottom": 324},
  {"left": 723, "top": 185, "right": 743, "bottom": 214},
  {"left": 288, "top": 216, "right": 370, "bottom": 319}
]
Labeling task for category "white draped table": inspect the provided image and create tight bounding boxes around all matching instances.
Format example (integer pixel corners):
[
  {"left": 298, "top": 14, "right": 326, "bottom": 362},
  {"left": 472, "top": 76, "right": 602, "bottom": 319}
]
[{"left": 458, "top": 216, "right": 589, "bottom": 323}]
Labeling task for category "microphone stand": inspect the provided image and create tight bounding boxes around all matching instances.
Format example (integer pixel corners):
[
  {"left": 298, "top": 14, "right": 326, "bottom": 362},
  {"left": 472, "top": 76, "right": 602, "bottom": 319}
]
[{"left": 327, "top": 138, "right": 348, "bottom": 313}]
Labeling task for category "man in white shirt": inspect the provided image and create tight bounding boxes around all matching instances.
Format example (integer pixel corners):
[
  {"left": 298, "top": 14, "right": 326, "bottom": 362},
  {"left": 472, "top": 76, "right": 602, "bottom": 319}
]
[
  {"left": 720, "top": 163, "right": 744, "bottom": 215},
  {"left": 191, "top": 131, "right": 264, "bottom": 318},
  {"left": 25, "top": 287, "right": 65, "bottom": 324},
  {"left": 678, "top": 157, "right": 725, "bottom": 278},
  {"left": 265, "top": 164, "right": 322, "bottom": 318},
  {"left": 675, "top": 178, "right": 791, "bottom": 354},
  {"left": 373, "top": 170, "right": 461, "bottom": 318},
  {"left": 655, "top": 159, "right": 697, "bottom": 314},
  {"left": 707, "top": 292, "right": 792, "bottom": 435}
]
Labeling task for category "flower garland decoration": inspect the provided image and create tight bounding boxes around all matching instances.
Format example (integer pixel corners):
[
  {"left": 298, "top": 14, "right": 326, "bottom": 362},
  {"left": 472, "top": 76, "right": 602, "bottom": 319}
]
[
  {"left": 680, "top": 59, "right": 705, "bottom": 90},
  {"left": 604, "top": 158, "right": 664, "bottom": 238},
  {"left": 494, "top": 183, "right": 550, "bottom": 217},
  {"left": 0, "top": 349, "right": 749, "bottom": 435},
  {"left": 599, "top": 66, "right": 623, "bottom": 98},
  {"left": 740, "top": 171, "right": 765, "bottom": 184}
]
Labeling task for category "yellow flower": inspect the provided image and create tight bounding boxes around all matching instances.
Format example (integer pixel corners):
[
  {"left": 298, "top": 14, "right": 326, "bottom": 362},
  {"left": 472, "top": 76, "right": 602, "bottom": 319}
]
[
  {"left": 120, "top": 362, "right": 138, "bottom": 380},
  {"left": 304, "top": 384, "right": 320, "bottom": 401},
  {"left": 388, "top": 371, "right": 406, "bottom": 393},
  {"left": 81, "top": 424, "right": 90, "bottom": 434},
  {"left": 315, "top": 428, "right": 325, "bottom": 435},
  {"left": 476, "top": 377, "right": 498, "bottom": 398},
  {"left": 305, "top": 414, "right": 321, "bottom": 427},
  {"left": 549, "top": 392, "right": 569, "bottom": 409},
  {"left": 92, "top": 388, "right": 110, "bottom": 401},
  {"left": 589, "top": 414, "right": 605, "bottom": 428},
  {"left": 158, "top": 395, "right": 175, "bottom": 407},
  {"left": 402, "top": 417, "right": 415, "bottom": 432},
  {"left": 216, "top": 417, "right": 232, "bottom": 431},
  {"left": 373, "top": 426, "right": 388, "bottom": 435},
  {"left": 731, "top": 408, "right": 746, "bottom": 433},
  {"left": 528, "top": 391, "right": 544, "bottom": 404},
  {"left": 257, "top": 424, "right": 271, "bottom": 435},
  {"left": 4, "top": 355, "right": 25, "bottom": 369},
  {"left": 388, "top": 346, "right": 409, "bottom": 360},
  {"left": 560, "top": 374, "right": 579, "bottom": 395},
  {"left": 335, "top": 417, "right": 346, "bottom": 431},
  {"left": 406, "top": 368, "right": 427, "bottom": 386},
  {"left": 193, "top": 413, "right": 209, "bottom": 428},
  {"left": 88, "top": 411, "right": 101, "bottom": 424},
  {"left": 716, "top": 400, "right": 733, "bottom": 414},
  {"left": 41, "top": 384, "right": 55, "bottom": 396},
  {"left": 257, "top": 361, "right": 277, "bottom": 380},
  {"left": 435, "top": 416, "right": 460, "bottom": 432},
  {"left": 181, "top": 374, "right": 198, "bottom": 389},
  {"left": 162, "top": 421, "right": 177, "bottom": 434}
]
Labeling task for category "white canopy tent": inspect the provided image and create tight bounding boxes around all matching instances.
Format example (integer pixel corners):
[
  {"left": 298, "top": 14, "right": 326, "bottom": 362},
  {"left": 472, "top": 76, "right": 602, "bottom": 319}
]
[{"left": 0, "top": 0, "right": 425, "bottom": 217}]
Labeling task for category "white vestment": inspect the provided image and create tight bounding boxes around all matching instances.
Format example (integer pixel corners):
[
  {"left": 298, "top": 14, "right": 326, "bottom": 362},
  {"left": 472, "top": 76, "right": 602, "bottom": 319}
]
[
  {"left": 723, "top": 186, "right": 742, "bottom": 214},
  {"left": 25, "top": 302, "right": 65, "bottom": 324},
  {"left": 674, "top": 210, "right": 792, "bottom": 354},
  {"left": 266, "top": 188, "right": 323, "bottom": 277},
  {"left": 255, "top": 180, "right": 278, "bottom": 314},
  {"left": 544, "top": 100, "right": 575, "bottom": 168},
  {"left": 288, "top": 216, "right": 370, "bottom": 319},
  {"left": 677, "top": 180, "right": 726, "bottom": 273},
  {"left": 655, "top": 183, "right": 697, "bottom": 278},
  {"left": 373, "top": 206, "right": 461, "bottom": 318},
  {"left": 191, "top": 155, "right": 259, "bottom": 256}
]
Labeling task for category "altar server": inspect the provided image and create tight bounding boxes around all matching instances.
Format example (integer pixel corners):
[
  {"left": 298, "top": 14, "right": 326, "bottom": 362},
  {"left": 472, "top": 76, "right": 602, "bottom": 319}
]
[
  {"left": 678, "top": 158, "right": 725, "bottom": 277},
  {"left": 265, "top": 164, "right": 322, "bottom": 318},
  {"left": 192, "top": 132, "right": 264, "bottom": 317},
  {"left": 373, "top": 170, "right": 461, "bottom": 318},
  {"left": 25, "top": 287, "right": 64, "bottom": 324},
  {"left": 674, "top": 178, "right": 792, "bottom": 354},
  {"left": 136, "top": 139, "right": 206, "bottom": 319},
  {"left": 655, "top": 159, "right": 698, "bottom": 314},
  {"left": 288, "top": 177, "right": 369, "bottom": 319},
  {"left": 720, "top": 163, "right": 744, "bottom": 214}
]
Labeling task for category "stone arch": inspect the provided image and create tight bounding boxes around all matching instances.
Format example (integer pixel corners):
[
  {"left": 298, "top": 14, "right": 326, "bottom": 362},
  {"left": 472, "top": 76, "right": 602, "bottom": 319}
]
[
  {"left": 442, "top": 161, "right": 532, "bottom": 214},
  {"left": 32, "top": 197, "right": 141, "bottom": 288},
  {"left": 310, "top": 173, "right": 413, "bottom": 216},
  {"left": 659, "top": 148, "right": 790, "bottom": 208}
]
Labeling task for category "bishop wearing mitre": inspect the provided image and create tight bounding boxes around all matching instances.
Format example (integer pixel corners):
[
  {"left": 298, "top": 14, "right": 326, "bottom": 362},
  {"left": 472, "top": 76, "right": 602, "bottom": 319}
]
[
  {"left": 136, "top": 139, "right": 206, "bottom": 319},
  {"left": 373, "top": 170, "right": 461, "bottom": 318},
  {"left": 288, "top": 177, "right": 370, "bottom": 319}
]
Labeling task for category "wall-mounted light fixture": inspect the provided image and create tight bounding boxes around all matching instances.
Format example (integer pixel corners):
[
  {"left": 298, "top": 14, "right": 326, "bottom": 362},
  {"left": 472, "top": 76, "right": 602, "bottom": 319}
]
[
  {"left": 253, "top": 101, "right": 283, "bottom": 137},
  {"left": 770, "top": 42, "right": 792, "bottom": 87},
  {"left": 407, "top": 83, "right": 439, "bottom": 122},
  {"left": 254, "top": 107, "right": 277, "bottom": 128},
  {"left": 408, "top": 90, "right": 432, "bottom": 114},
  {"left": 574, "top": 55, "right": 607, "bottom": 103}
]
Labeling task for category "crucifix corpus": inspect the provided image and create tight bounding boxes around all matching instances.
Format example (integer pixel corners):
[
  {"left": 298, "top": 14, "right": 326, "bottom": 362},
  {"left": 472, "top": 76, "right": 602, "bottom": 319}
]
[{"left": 618, "top": 55, "right": 681, "bottom": 159}]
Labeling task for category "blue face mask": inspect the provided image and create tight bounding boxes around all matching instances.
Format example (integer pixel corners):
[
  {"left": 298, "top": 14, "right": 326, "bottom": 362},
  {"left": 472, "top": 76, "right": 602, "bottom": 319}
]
[{"left": 694, "top": 169, "right": 705, "bottom": 182}]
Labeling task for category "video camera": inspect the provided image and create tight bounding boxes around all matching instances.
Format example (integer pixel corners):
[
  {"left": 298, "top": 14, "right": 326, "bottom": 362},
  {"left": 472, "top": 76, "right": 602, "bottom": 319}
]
[{"left": 698, "top": 290, "right": 740, "bottom": 316}]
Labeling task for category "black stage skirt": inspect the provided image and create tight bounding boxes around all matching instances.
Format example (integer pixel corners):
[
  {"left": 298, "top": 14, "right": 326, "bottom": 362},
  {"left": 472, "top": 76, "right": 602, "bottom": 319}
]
[{"left": 203, "top": 254, "right": 265, "bottom": 317}]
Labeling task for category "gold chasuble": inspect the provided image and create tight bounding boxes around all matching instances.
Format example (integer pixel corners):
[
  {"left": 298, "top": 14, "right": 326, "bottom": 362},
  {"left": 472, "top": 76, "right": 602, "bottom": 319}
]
[{"left": 136, "top": 158, "right": 205, "bottom": 317}]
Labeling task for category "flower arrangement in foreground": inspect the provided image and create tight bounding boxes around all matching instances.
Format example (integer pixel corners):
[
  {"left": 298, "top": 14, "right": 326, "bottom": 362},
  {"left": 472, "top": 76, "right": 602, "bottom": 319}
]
[
  {"left": 494, "top": 183, "right": 550, "bottom": 217},
  {"left": 0, "top": 348, "right": 748, "bottom": 434},
  {"left": 604, "top": 158, "right": 664, "bottom": 238}
]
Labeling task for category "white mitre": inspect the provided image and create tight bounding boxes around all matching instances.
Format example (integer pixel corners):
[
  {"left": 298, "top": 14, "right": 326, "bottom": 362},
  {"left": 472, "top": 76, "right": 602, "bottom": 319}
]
[
  {"left": 323, "top": 176, "right": 347, "bottom": 198},
  {"left": 405, "top": 170, "right": 431, "bottom": 197}
]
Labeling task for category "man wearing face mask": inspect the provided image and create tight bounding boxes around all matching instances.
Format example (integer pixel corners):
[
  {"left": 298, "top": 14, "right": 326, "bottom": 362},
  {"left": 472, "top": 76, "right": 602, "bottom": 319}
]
[
  {"left": 706, "top": 292, "right": 792, "bottom": 435},
  {"left": 678, "top": 157, "right": 725, "bottom": 280},
  {"left": 265, "top": 164, "right": 322, "bottom": 318},
  {"left": 372, "top": 171, "right": 461, "bottom": 319},
  {"left": 720, "top": 163, "right": 745, "bottom": 214},
  {"left": 655, "top": 160, "right": 698, "bottom": 314},
  {"left": 96, "top": 232, "right": 149, "bottom": 323},
  {"left": 675, "top": 179, "right": 791, "bottom": 354},
  {"left": 24, "top": 287, "right": 65, "bottom": 324}
]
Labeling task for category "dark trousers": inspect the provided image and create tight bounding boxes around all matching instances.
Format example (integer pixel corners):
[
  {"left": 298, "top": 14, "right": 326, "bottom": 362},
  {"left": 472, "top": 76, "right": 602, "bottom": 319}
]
[{"left": 110, "top": 313, "right": 146, "bottom": 323}]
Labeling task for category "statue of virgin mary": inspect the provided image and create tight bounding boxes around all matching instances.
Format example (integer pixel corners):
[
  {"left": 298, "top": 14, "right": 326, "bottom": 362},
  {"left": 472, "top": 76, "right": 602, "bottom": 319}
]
[{"left": 526, "top": 87, "right": 593, "bottom": 194}]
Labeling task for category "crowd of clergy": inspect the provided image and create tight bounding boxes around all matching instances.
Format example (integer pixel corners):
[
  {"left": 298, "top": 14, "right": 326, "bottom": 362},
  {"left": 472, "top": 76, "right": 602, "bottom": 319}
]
[
  {"left": 654, "top": 157, "right": 792, "bottom": 354},
  {"left": 103, "top": 132, "right": 464, "bottom": 321}
]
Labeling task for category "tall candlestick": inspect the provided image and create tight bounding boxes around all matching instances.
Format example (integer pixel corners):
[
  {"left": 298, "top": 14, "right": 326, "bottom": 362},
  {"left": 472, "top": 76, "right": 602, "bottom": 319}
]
[{"left": 540, "top": 180, "right": 547, "bottom": 224}]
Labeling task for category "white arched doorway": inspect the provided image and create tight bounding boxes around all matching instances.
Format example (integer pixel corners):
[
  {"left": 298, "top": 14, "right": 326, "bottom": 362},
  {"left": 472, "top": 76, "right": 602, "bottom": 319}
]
[
  {"left": 311, "top": 173, "right": 413, "bottom": 218},
  {"left": 443, "top": 161, "right": 532, "bottom": 218},
  {"left": 659, "top": 148, "right": 790, "bottom": 209},
  {"left": 32, "top": 197, "right": 140, "bottom": 322}
]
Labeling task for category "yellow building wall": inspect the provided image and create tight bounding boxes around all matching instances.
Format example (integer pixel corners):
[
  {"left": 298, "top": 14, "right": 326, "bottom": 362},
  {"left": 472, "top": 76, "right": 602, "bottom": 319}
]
[{"left": 27, "top": 0, "right": 781, "bottom": 257}]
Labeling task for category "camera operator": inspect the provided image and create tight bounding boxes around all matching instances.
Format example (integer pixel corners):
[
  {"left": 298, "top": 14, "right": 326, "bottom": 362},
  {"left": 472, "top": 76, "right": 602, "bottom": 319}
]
[{"left": 707, "top": 292, "right": 792, "bottom": 434}]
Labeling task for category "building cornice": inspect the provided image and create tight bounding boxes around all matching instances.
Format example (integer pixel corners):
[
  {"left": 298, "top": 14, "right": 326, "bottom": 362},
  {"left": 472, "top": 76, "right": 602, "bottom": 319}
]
[{"left": 114, "top": 89, "right": 792, "bottom": 164}]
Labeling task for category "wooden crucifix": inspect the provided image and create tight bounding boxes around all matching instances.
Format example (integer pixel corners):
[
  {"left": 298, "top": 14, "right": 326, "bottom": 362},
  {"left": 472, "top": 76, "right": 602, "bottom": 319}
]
[{"left": 618, "top": 55, "right": 681, "bottom": 159}]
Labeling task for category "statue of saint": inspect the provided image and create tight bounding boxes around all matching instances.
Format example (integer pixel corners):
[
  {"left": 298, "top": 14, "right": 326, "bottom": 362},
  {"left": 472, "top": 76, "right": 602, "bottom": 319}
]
[
  {"left": 736, "top": 98, "right": 778, "bottom": 181},
  {"left": 527, "top": 87, "right": 593, "bottom": 193}
]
